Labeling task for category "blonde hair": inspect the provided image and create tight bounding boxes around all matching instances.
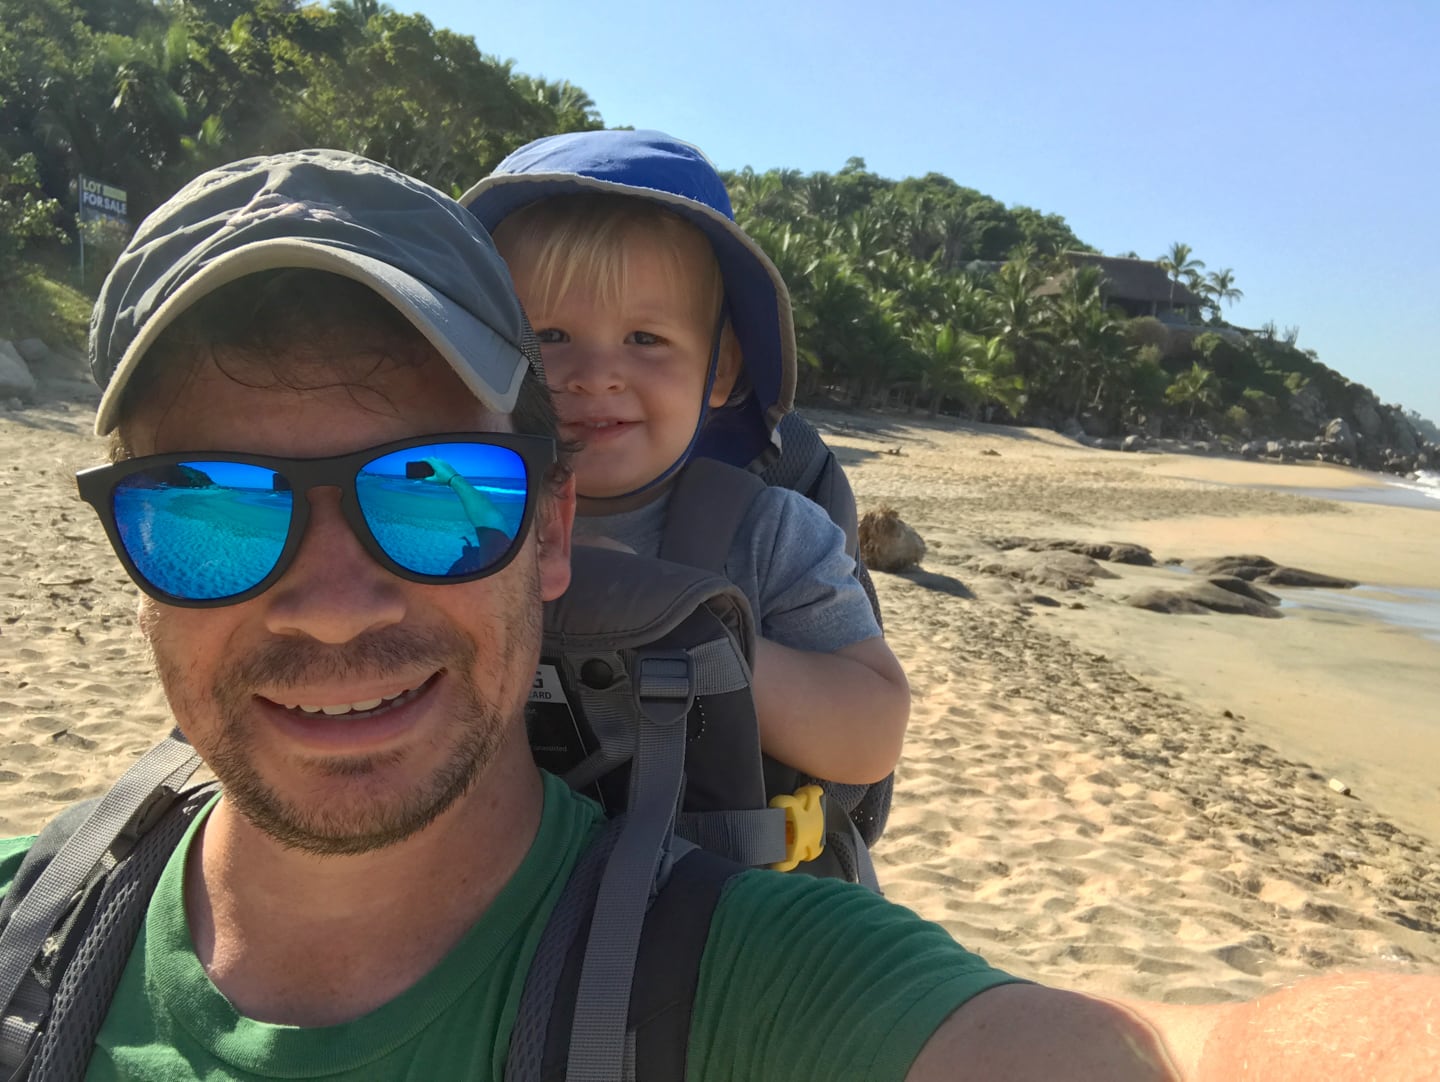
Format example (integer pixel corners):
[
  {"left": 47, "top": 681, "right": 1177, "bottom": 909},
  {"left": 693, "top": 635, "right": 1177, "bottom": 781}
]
[{"left": 493, "top": 193, "right": 731, "bottom": 346}]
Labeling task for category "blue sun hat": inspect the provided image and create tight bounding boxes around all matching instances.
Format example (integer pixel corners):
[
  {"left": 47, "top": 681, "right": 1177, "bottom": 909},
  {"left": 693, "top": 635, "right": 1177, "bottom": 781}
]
[{"left": 461, "top": 130, "right": 796, "bottom": 470}]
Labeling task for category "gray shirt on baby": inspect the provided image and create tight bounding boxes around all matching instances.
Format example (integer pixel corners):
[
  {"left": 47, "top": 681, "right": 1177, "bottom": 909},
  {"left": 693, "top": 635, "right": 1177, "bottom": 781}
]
[{"left": 572, "top": 485, "right": 881, "bottom": 654}]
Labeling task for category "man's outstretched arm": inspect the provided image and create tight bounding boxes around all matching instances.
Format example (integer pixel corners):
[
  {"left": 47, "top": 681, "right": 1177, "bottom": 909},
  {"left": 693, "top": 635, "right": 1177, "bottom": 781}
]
[{"left": 909, "top": 974, "right": 1439, "bottom": 1081}]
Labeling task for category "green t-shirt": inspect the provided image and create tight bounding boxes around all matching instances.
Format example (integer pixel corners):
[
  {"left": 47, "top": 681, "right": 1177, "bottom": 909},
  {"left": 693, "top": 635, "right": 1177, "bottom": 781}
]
[{"left": 0, "top": 775, "right": 1018, "bottom": 1080}]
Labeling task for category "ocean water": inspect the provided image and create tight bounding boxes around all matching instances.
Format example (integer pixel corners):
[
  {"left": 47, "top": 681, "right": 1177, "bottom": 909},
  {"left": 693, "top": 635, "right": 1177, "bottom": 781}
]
[
  {"left": 1266, "top": 469, "right": 1440, "bottom": 511},
  {"left": 1279, "top": 585, "right": 1440, "bottom": 644}
]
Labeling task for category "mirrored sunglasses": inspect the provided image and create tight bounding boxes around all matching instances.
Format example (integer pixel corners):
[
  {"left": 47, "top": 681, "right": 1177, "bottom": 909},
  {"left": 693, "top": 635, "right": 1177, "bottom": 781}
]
[{"left": 76, "top": 433, "right": 556, "bottom": 607}]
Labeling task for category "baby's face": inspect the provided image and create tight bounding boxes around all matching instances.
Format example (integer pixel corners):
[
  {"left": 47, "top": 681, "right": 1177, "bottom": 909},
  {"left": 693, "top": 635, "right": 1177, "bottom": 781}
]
[{"left": 511, "top": 232, "right": 736, "bottom": 500}]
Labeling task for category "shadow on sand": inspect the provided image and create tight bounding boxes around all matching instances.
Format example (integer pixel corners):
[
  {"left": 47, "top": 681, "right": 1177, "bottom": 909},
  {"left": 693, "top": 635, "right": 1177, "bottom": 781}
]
[{"left": 889, "top": 568, "right": 976, "bottom": 600}]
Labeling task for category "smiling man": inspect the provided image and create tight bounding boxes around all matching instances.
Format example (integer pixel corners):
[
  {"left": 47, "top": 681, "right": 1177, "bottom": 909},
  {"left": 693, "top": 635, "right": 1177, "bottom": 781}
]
[{"left": 0, "top": 150, "right": 1436, "bottom": 1081}]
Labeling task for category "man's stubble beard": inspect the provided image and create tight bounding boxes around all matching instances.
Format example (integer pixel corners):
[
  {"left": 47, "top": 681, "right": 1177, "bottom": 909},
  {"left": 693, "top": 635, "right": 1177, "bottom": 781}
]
[{"left": 149, "top": 562, "right": 543, "bottom": 856}]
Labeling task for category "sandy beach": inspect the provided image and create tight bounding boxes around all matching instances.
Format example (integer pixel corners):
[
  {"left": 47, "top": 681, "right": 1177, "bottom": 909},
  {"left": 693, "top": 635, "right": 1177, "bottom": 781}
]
[{"left": 3, "top": 387, "right": 1438, "bottom": 1007}]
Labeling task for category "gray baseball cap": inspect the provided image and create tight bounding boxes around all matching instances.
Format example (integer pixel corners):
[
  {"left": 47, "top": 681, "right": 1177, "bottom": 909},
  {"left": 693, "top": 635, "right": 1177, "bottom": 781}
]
[{"left": 91, "top": 148, "right": 538, "bottom": 435}]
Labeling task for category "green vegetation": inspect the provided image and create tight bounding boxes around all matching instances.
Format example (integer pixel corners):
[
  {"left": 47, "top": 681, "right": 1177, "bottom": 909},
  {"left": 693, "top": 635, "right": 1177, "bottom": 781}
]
[
  {"left": 1, "top": 0, "right": 1430, "bottom": 448},
  {"left": 0, "top": 264, "right": 92, "bottom": 349}
]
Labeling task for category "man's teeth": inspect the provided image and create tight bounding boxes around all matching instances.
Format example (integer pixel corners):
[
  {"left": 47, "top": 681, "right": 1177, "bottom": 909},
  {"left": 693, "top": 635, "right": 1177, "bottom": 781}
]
[{"left": 287, "top": 688, "right": 413, "bottom": 715}]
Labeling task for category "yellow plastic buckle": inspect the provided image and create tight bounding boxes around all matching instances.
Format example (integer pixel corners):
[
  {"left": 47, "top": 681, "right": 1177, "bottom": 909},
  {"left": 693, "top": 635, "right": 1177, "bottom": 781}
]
[{"left": 769, "top": 784, "right": 825, "bottom": 871}]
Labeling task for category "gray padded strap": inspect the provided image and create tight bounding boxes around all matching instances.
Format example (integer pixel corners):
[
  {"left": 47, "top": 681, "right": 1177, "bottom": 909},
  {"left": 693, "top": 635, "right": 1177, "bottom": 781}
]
[
  {"left": 546, "top": 547, "right": 754, "bottom": 660},
  {"left": 674, "top": 808, "right": 787, "bottom": 867},
  {"left": 0, "top": 733, "right": 199, "bottom": 1047},
  {"left": 565, "top": 654, "right": 692, "bottom": 1082},
  {"left": 760, "top": 412, "right": 829, "bottom": 497},
  {"left": 685, "top": 639, "right": 751, "bottom": 694},
  {"left": 29, "top": 790, "right": 208, "bottom": 1082},
  {"left": 659, "top": 458, "right": 767, "bottom": 574}
]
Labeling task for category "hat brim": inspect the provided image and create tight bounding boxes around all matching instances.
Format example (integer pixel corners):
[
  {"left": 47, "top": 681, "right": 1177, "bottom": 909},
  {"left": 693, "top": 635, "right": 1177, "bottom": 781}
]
[
  {"left": 94, "top": 238, "right": 529, "bottom": 436},
  {"left": 462, "top": 173, "right": 796, "bottom": 463}
]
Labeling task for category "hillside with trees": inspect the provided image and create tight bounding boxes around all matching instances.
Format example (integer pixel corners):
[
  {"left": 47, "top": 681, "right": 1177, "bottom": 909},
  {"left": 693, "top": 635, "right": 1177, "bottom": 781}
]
[{"left": 2, "top": 0, "right": 1433, "bottom": 474}]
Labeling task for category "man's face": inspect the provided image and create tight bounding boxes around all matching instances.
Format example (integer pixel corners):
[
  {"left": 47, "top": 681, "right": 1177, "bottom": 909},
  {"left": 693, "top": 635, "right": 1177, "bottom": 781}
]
[{"left": 128, "top": 350, "right": 573, "bottom": 854}]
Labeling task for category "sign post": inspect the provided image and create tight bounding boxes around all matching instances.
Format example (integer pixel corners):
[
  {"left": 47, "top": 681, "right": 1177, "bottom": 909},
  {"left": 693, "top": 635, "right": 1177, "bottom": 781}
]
[{"left": 78, "top": 175, "right": 129, "bottom": 288}]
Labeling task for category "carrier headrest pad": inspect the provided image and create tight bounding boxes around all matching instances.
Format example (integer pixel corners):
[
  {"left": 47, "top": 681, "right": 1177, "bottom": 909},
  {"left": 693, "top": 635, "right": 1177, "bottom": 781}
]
[{"left": 545, "top": 546, "right": 754, "bottom": 654}]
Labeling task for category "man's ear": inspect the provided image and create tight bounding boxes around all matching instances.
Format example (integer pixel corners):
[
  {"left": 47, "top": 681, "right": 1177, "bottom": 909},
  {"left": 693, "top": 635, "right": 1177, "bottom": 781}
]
[
  {"left": 535, "top": 472, "right": 575, "bottom": 602},
  {"left": 707, "top": 327, "right": 743, "bottom": 408}
]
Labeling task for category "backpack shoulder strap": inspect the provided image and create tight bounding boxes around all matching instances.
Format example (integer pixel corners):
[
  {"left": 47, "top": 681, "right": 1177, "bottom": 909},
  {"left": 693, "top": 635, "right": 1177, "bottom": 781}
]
[
  {"left": 0, "top": 732, "right": 203, "bottom": 1078},
  {"left": 24, "top": 787, "right": 212, "bottom": 1082},
  {"left": 659, "top": 457, "right": 768, "bottom": 574},
  {"left": 505, "top": 828, "right": 741, "bottom": 1082},
  {"left": 761, "top": 412, "right": 860, "bottom": 558}
]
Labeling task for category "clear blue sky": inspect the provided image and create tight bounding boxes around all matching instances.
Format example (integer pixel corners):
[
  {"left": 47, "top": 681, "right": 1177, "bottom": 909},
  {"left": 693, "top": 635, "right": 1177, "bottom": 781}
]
[{"left": 404, "top": 0, "right": 1440, "bottom": 424}]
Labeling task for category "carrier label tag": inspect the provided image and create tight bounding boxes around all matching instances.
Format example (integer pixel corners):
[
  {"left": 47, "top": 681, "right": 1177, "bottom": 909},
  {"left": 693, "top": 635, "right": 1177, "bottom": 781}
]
[
  {"left": 526, "top": 664, "right": 604, "bottom": 809},
  {"left": 528, "top": 664, "right": 569, "bottom": 704}
]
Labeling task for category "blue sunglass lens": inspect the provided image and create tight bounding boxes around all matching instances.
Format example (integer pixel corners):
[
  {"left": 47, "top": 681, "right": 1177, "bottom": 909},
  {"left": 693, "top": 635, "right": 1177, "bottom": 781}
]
[
  {"left": 356, "top": 442, "right": 528, "bottom": 577},
  {"left": 113, "top": 461, "right": 292, "bottom": 601}
]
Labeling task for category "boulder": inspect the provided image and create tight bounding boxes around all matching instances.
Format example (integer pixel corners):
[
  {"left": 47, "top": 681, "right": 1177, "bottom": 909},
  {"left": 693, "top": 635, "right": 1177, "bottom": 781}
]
[
  {"left": 1352, "top": 395, "right": 1384, "bottom": 443},
  {"left": 1321, "top": 417, "right": 1358, "bottom": 462},
  {"left": 1257, "top": 566, "right": 1357, "bottom": 588},
  {"left": 969, "top": 550, "right": 1117, "bottom": 591},
  {"left": 1206, "top": 575, "right": 1281, "bottom": 605},
  {"left": 1388, "top": 413, "right": 1419, "bottom": 456},
  {"left": 859, "top": 507, "right": 926, "bottom": 573},
  {"left": 1191, "top": 555, "right": 1356, "bottom": 589},
  {"left": 1122, "top": 435, "right": 1147, "bottom": 452},
  {"left": 14, "top": 338, "right": 49, "bottom": 365},
  {"left": 1287, "top": 382, "right": 1328, "bottom": 428},
  {"left": 0, "top": 342, "right": 37, "bottom": 401},
  {"left": 984, "top": 537, "right": 1155, "bottom": 567},
  {"left": 1127, "top": 581, "right": 1282, "bottom": 618},
  {"left": 1041, "top": 539, "right": 1154, "bottom": 566},
  {"left": 1192, "top": 555, "right": 1278, "bottom": 579}
]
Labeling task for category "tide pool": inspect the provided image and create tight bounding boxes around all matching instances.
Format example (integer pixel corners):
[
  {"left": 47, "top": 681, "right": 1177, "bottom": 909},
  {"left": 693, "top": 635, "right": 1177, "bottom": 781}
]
[{"left": 1280, "top": 584, "right": 1440, "bottom": 644}]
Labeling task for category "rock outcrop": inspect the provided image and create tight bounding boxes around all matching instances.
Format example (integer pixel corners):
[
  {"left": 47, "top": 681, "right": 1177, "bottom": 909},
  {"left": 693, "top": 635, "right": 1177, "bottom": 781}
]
[
  {"left": 986, "top": 537, "right": 1156, "bottom": 566},
  {"left": 1190, "top": 555, "right": 1356, "bottom": 589},
  {"left": 1127, "top": 580, "right": 1282, "bottom": 618}
]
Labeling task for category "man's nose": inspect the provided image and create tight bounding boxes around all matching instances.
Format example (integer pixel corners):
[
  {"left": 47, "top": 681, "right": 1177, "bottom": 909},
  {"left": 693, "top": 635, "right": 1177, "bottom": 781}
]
[{"left": 262, "top": 488, "right": 406, "bottom": 642}]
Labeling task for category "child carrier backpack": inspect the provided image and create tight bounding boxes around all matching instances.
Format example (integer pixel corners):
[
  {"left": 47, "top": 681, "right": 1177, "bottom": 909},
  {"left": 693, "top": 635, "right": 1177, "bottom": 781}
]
[{"left": 531, "top": 408, "right": 890, "bottom": 886}]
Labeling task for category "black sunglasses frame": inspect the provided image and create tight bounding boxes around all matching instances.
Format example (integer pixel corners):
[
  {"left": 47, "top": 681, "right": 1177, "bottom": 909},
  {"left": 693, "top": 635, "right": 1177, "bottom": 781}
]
[{"left": 76, "top": 432, "right": 558, "bottom": 609}]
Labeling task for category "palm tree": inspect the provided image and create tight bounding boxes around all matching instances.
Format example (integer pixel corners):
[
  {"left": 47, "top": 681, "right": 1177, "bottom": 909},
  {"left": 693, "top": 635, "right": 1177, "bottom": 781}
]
[
  {"left": 1157, "top": 242, "right": 1205, "bottom": 307},
  {"left": 1204, "top": 268, "right": 1244, "bottom": 312},
  {"left": 989, "top": 251, "right": 1051, "bottom": 407},
  {"left": 1164, "top": 363, "right": 1220, "bottom": 419}
]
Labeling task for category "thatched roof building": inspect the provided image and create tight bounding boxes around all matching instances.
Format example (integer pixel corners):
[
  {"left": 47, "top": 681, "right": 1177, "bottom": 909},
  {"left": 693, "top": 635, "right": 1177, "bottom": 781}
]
[{"left": 1036, "top": 252, "right": 1207, "bottom": 320}]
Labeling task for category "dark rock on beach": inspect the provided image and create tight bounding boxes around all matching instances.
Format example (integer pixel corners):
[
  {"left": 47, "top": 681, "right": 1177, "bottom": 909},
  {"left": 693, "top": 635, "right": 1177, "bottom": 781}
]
[
  {"left": 1191, "top": 555, "right": 1356, "bottom": 589},
  {"left": 987, "top": 536, "right": 1157, "bottom": 567},
  {"left": 969, "top": 550, "right": 1118, "bottom": 591},
  {"left": 1128, "top": 581, "right": 1283, "bottom": 619}
]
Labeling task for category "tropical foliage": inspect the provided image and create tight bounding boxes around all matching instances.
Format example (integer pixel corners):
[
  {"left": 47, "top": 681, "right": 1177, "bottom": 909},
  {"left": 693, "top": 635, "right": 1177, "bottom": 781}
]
[{"left": 1, "top": 0, "right": 1428, "bottom": 441}]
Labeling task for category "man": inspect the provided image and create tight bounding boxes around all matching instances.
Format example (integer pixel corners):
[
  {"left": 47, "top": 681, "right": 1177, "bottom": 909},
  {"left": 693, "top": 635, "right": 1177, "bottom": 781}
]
[{"left": 1, "top": 149, "right": 1435, "bottom": 1081}]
